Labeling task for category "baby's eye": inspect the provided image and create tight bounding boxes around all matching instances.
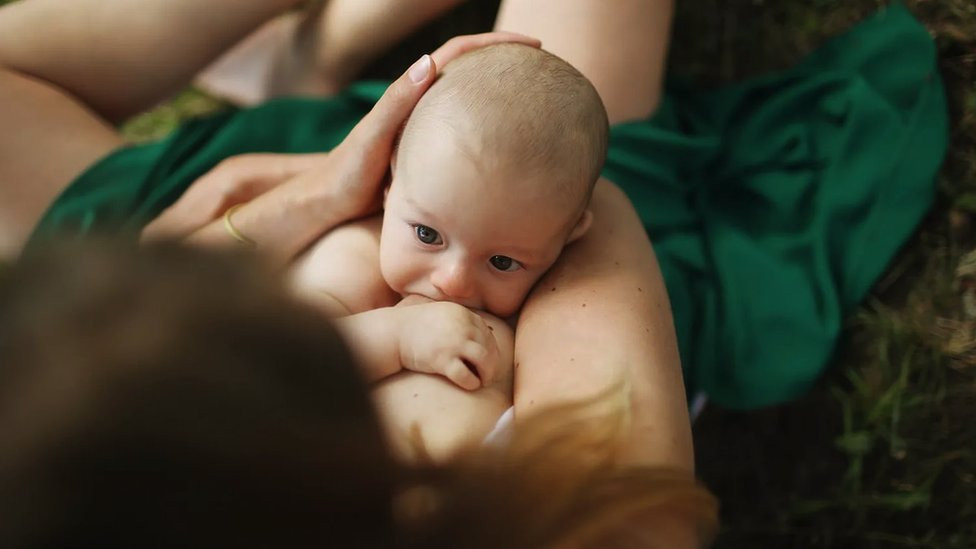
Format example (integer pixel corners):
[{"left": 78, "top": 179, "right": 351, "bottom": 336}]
[
  {"left": 490, "top": 255, "right": 522, "bottom": 272},
  {"left": 413, "top": 224, "right": 442, "bottom": 245}
]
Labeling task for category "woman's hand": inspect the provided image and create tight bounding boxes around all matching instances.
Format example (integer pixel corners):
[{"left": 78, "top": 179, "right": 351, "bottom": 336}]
[
  {"left": 141, "top": 153, "right": 328, "bottom": 242},
  {"left": 292, "top": 30, "right": 545, "bottom": 222},
  {"left": 151, "top": 31, "right": 541, "bottom": 263}
]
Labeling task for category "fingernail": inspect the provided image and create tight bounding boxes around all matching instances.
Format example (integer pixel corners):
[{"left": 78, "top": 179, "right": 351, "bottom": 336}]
[{"left": 408, "top": 54, "right": 431, "bottom": 84}]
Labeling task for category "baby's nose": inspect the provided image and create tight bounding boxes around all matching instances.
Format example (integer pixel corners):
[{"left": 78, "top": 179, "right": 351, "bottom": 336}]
[{"left": 431, "top": 261, "right": 476, "bottom": 301}]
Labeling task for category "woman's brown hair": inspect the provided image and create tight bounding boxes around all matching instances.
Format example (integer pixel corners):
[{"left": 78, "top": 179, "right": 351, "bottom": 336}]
[
  {"left": 402, "top": 387, "right": 718, "bottom": 548},
  {"left": 0, "top": 240, "right": 716, "bottom": 548}
]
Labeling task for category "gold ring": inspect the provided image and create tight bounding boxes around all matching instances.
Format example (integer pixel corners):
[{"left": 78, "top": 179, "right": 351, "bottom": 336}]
[{"left": 223, "top": 204, "right": 256, "bottom": 247}]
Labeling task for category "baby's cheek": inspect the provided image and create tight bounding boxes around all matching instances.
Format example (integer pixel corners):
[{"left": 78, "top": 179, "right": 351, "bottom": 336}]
[
  {"left": 506, "top": 273, "right": 552, "bottom": 315},
  {"left": 380, "top": 238, "right": 428, "bottom": 298},
  {"left": 380, "top": 262, "right": 408, "bottom": 296},
  {"left": 489, "top": 285, "right": 534, "bottom": 318},
  {"left": 378, "top": 242, "right": 405, "bottom": 293}
]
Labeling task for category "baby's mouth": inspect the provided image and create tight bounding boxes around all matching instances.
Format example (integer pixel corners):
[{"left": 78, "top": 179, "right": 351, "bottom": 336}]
[
  {"left": 401, "top": 290, "right": 483, "bottom": 312},
  {"left": 397, "top": 293, "right": 437, "bottom": 306}
]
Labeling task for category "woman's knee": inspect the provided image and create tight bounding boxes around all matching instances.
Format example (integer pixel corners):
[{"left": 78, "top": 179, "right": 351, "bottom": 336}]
[{"left": 494, "top": 0, "right": 673, "bottom": 123}]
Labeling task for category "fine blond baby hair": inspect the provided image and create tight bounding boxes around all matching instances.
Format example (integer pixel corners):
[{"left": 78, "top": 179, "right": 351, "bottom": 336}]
[{"left": 399, "top": 43, "right": 610, "bottom": 211}]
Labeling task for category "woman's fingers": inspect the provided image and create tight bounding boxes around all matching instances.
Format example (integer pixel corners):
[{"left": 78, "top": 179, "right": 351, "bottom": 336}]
[
  {"left": 328, "top": 31, "right": 542, "bottom": 219},
  {"left": 342, "top": 31, "right": 542, "bottom": 155},
  {"left": 141, "top": 175, "right": 225, "bottom": 242},
  {"left": 146, "top": 33, "right": 545, "bottom": 242},
  {"left": 323, "top": 54, "right": 437, "bottom": 217},
  {"left": 341, "top": 54, "right": 436, "bottom": 154},
  {"left": 141, "top": 153, "right": 329, "bottom": 242},
  {"left": 429, "top": 31, "right": 541, "bottom": 68},
  {"left": 141, "top": 204, "right": 200, "bottom": 243}
]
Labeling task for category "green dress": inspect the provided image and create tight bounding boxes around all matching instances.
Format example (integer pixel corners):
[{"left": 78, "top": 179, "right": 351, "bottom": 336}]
[{"left": 30, "top": 4, "right": 947, "bottom": 409}]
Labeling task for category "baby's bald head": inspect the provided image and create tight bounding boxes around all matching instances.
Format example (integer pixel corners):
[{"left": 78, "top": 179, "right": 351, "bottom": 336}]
[{"left": 397, "top": 44, "right": 609, "bottom": 211}]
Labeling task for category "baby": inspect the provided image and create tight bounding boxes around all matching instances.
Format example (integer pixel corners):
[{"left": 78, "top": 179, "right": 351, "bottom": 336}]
[{"left": 290, "top": 43, "right": 608, "bottom": 461}]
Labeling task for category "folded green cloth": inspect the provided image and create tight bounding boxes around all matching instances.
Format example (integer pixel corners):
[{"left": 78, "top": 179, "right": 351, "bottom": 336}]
[{"left": 30, "top": 3, "right": 947, "bottom": 409}]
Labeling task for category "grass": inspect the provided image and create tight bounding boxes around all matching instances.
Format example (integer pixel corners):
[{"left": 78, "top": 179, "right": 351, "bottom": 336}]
[
  {"left": 2, "top": 0, "right": 974, "bottom": 546},
  {"left": 677, "top": 1, "right": 976, "bottom": 547}
]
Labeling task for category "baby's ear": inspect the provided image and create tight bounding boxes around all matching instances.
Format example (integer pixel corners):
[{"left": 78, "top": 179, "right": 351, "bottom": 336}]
[{"left": 566, "top": 209, "right": 593, "bottom": 244}]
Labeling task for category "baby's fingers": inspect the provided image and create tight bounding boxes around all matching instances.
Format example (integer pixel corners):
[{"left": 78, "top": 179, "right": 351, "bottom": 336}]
[
  {"left": 460, "top": 340, "right": 496, "bottom": 387},
  {"left": 443, "top": 358, "right": 482, "bottom": 391}
]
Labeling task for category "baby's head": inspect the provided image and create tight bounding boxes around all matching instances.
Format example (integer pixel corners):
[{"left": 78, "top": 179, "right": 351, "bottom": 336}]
[{"left": 381, "top": 44, "right": 609, "bottom": 317}]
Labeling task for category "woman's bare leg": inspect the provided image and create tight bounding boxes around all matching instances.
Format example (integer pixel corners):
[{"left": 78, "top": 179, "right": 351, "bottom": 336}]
[
  {"left": 0, "top": 0, "right": 302, "bottom": 259},
  {"left": 496, "top": 0, "right": 692, "bottom": 470},
  {"left": 494, "top": 0, "right": 673, "bottom": 123},
  {"left": 0, "top": 70, "right": 121, "bottom": 259},
  {"left": 198, "top": 0, "right": 466, "bottom": 105},
  {"left": 0, "top": 0, "right": 303, "bottom": 122},
  {"left": 302, "top": 0, "right": 467, "bottom": 93}
]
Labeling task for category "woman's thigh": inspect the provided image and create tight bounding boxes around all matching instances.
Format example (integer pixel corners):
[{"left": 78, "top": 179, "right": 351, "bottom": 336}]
[
  {"left": 0, "top": 70, "right": 122, "bottom": 259},
  {"left": 493, "top": 0, "right": 673, "bottom": 124}
]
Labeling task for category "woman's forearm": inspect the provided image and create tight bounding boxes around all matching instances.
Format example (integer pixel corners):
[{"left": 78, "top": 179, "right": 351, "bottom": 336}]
[
  {"left": 171, "top": 34, "right": 543, "bottom": 263},
  {"left": 514, "top": 179, "right": 694, "bottom": 470}
]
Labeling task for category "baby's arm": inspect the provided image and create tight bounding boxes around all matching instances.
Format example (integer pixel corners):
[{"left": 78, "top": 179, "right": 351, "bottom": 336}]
[
  {"left": 336, "top": 298, "right": 503, "bottom": 389},
  {"left": 370, "top": 297, "right": 515, "bottom": 463},
  {"left": 290, "top": 216, "right": 502, "bottom": 388},
  {"left": 290, "top": 223, "right": 514, "bottom": 462}
]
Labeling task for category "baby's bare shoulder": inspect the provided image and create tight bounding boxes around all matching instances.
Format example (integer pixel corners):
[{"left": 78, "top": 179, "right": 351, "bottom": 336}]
[
  {"left": 294, "top": 214, "right": 383, "bottom": 270},
  {"left": 289, "top": 214, "right": 398, "bottom": 314}
]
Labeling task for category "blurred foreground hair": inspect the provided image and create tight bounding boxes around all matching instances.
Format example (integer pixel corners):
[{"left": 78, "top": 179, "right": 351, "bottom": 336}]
[
  {"left": 0, "top": 240, "right": 716, "bottom": 548},
  {"left": 405, "top": 385, "right": 718, "bottom": 548}
]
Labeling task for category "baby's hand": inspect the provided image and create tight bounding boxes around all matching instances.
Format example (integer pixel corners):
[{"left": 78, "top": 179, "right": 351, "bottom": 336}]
[{"left": 395, "top": 300, "right": 501, "bottom": 391}]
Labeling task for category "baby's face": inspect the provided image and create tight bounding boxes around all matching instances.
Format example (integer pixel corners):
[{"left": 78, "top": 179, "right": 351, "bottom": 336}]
[{"left": 380, "top": 129, "right": 583, "bottom": 318}]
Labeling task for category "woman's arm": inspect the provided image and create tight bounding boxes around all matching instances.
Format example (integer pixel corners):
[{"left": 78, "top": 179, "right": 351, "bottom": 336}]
[
  {"left": 183, "top": 53, "right": 441, "bottom": 264},
  {"left": 494, "top": 0, "right": 688, "bottom": 471},
  {"left": 514, "top": 179, "right": 694, "bottom": 471},
  {"left": 170, "top": 33, "right": 543, "bottom": 265},
  {"left": 0, "top": 0, "right": 305, "bottom": 259},
  {"left": 142, "top": 153, "right": 330, "bottom": 242}
]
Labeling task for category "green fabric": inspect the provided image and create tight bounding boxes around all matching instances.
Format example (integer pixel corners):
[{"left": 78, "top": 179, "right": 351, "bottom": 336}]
[
  {"left": 605, "top": 3, "right": 947, "bottom": 407},
  {"left": 30, "top": 3, "right": 947, "bottom": 409}
]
